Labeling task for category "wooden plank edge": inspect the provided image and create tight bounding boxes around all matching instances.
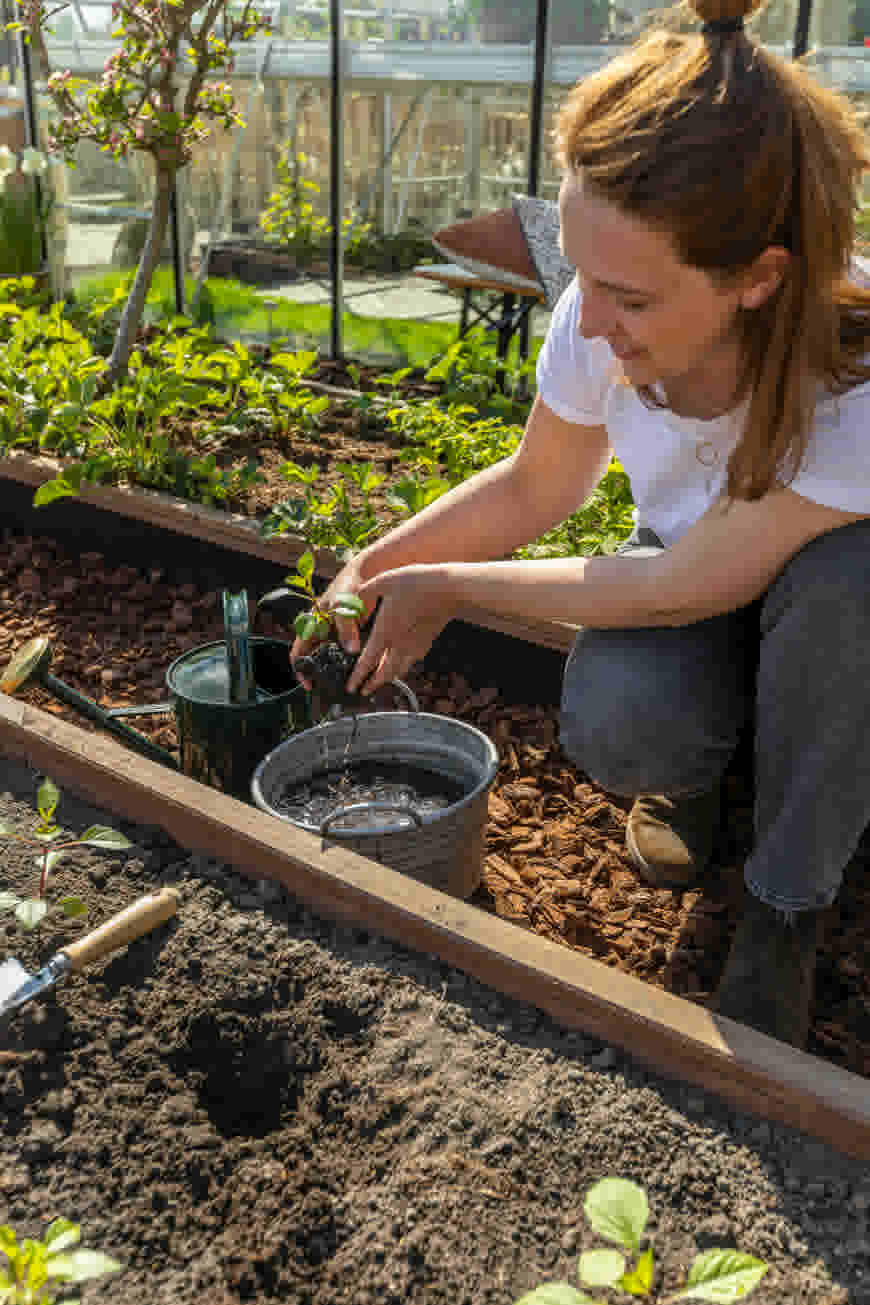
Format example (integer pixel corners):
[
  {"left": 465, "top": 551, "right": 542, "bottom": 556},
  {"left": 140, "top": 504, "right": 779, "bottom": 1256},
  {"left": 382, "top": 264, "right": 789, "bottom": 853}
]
[
  {"left": 1, "top": 690, "right": 869, "bottom": 1162},
  {"left": 0, "top": 453, "right": 577, "bottom": 655}
]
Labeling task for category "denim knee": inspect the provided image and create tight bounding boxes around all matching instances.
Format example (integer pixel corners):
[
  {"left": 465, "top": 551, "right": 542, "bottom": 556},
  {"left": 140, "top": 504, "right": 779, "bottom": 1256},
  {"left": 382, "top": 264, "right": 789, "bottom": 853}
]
[{"left": 559, "top": 618, "right": 755, "bottom": 797}]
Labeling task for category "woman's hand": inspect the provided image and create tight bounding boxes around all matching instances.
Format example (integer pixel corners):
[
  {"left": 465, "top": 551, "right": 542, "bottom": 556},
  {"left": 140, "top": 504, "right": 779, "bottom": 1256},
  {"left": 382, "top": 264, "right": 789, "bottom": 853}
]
[{"left": 346, "top": 564, "right": 456, "bottom": 695}]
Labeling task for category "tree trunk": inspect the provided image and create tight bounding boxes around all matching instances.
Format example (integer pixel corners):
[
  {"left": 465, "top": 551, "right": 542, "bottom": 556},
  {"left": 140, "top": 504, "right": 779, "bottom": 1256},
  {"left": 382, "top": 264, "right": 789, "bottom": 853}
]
[{"left": 106, "top": 170, "right": 174, "bottom": 385}]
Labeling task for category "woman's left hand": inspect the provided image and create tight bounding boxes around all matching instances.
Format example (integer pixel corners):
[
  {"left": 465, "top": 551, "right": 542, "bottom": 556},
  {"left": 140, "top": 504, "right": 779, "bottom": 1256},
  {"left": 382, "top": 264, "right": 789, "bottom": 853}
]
[{"left": 347, "top": 564, "right": 456, "bottom": 695}]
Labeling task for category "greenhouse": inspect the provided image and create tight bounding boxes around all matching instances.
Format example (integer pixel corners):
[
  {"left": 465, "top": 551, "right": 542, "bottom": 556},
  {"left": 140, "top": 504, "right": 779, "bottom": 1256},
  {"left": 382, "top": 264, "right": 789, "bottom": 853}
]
[{"left": 0, "top": 0, "right": 864, "bottom": 360}]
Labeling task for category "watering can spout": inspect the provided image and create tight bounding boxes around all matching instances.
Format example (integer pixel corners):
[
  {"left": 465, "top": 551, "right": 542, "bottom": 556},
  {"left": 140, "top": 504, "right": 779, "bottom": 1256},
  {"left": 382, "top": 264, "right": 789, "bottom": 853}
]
[{"left": 0, "top": 637, "right": 179, "bottom": 770}]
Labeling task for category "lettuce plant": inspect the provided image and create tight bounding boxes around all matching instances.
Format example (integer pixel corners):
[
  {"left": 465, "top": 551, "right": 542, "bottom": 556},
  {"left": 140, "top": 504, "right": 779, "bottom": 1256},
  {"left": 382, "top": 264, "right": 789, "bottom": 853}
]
[
  {"left": 0, "top": 1218, "right": 121, "bottom": 1303},
  {"left": 515, "top": 1178, "right": 768, "bottom": 1304}
]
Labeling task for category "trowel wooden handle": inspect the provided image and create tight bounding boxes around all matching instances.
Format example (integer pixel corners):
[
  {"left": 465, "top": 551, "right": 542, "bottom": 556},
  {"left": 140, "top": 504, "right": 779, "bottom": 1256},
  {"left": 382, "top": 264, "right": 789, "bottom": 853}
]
[{"left": 63, "top": 887, "right": 180, "bottom": 971}]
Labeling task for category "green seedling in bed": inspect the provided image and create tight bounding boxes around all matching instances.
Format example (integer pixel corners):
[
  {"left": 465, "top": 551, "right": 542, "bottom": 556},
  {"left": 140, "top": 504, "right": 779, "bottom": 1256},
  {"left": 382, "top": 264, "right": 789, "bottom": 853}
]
[
  {"left": 0, "top": 1217, "right": 121, "bottom": 1303},
  {"left": 0, "top": 779, "right": 131, "bottom": 931},
  {"left": 515, "top": 1178, "right": 768, "bottom": 1304}
]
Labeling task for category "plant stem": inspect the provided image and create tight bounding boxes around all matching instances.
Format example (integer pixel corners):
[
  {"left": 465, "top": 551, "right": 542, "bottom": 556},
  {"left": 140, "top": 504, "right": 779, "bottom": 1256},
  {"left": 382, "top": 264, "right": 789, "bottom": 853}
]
[{"left": 106, "top": 171, "right": 174, "bottom": 384}]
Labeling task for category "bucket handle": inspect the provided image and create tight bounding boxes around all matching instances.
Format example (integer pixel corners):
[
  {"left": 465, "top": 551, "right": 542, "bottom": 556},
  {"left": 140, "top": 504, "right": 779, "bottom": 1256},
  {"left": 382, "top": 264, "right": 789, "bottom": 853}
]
[
  {"left": 320, "top": 802, "right": 424, "bottom": 836},
  {"left": 385, "top": 678, "right": 419, "bottom": 713}
]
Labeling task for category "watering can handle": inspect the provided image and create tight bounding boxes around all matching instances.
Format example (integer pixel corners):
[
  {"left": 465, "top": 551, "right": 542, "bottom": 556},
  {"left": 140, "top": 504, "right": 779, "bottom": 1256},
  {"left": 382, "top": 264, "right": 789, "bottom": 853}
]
[{"left": 320, "top": 802, "right": 424, "bottom": 836}]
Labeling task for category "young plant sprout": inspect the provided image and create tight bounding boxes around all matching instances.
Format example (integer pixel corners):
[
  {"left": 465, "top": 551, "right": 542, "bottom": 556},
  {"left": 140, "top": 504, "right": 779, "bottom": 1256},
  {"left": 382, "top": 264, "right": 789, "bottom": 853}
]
[
  {"left": 0, "top": 778, "right": 132, "bottom": 930},
  {"left": 286, "top": 550, "right": 367, "bottom": 714},
  {"left": 514, "top": 1178, "right": 768, "bottom": 1304},
  {"left": 0, "top": 1217, "right": 121, "bottom": 1303}
]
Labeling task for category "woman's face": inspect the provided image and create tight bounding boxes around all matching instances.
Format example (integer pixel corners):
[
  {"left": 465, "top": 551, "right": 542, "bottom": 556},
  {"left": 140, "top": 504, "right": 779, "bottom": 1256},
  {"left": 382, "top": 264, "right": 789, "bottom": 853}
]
[{"left": 559, "top": 174, "right": 755, "bottom": 402}]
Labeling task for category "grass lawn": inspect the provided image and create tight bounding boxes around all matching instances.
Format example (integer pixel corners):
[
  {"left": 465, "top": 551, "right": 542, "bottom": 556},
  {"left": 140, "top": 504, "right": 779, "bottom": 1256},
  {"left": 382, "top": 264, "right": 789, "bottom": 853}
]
[{"left": 72, "top": 265, "right": 548, "bottom": 371}]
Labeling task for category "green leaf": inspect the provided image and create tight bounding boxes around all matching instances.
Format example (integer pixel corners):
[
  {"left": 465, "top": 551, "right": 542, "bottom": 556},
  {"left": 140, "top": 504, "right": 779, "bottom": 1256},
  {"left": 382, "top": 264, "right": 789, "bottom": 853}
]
[
  {"left": 330, "top": 593, "right": 365, "bottom": 619},
  {"left": 294, "top": 610, "right": 322, "bottom": 642},
  {"left": 0, "top": 1226, "right": 18, "bottom": 1256},
  {"left": 620, "top": 1246, "right": 654, "bottom": 1296},
  {"left": 583, "top": 1179, "right": 649, "bottom": 1252},
  {"left": 0, "top": 823, "right": 11, "bottom": 837},
  {"left": 578, "top": 1249, "right": 626, "bottom": 1288},
  {"left": 297, "top": 550, "right": 315, "bottom": 581},
  {"left": 33, "top": 474, "right": 79, "bottom": 507},
  {"left": 58, "top": 896, "right": 88, "bottom": 919},
  {"left": 43, "top": 1220, "right": 81, "bottom": 1255},
  {"left": 45, "top": 1248, "right": 122, "bottom": 1283},
  {"left": 513, "top": 1285, "right": 603, "bottom": 1305},
  {"left": 16, "top": 898, "right": 48, "bottom": 929},
  {"left": 675, "top": 1251, "right": 768, "bottom": 1302},
  {"left": 36, "top": 778, "right": 60, "bottom": 822},
  {"left": 80, "top": 826, "right": 132, "bottom": 850}
]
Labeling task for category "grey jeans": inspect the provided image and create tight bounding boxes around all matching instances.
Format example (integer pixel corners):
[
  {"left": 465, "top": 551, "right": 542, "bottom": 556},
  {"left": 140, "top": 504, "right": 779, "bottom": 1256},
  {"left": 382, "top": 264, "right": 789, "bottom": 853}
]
[{"left": 559, "top": 521, "right": 870, "bottom": 912}]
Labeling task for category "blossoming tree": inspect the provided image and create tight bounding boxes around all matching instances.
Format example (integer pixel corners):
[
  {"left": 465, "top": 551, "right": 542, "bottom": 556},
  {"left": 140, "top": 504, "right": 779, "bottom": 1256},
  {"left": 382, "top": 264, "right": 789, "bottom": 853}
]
[{"left": 12, "top": 0, "right": 272, "bottom": 381}]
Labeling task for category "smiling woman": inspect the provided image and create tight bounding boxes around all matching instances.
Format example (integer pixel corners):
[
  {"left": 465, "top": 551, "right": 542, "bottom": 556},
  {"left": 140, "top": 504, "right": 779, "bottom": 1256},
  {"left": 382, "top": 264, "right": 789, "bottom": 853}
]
[{"left": 290, "top": 0, "right": 870, "bottom": 1054}]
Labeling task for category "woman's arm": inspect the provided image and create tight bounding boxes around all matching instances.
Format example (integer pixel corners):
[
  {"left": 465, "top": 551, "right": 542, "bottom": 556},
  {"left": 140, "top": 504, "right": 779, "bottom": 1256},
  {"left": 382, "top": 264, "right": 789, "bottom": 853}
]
[{"left": 292, "top": 396, "right": 612, "bottom": 663}]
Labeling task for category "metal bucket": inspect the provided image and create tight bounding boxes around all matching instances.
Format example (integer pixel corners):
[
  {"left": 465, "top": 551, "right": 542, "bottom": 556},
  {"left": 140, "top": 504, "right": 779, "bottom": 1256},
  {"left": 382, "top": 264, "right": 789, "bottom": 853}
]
[
  {"left": 167, "top": 638, "right": 311, "bottom": 801},
  {"left": 251, "top": 712, "right": 499, "bottom": 899}
]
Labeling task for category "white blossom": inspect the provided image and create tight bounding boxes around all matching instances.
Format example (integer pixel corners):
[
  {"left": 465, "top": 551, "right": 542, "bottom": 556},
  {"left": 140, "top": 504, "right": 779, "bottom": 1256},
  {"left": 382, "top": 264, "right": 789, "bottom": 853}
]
[
  {"left": 20, "top": 148, "right": 48, "bottom": 177},
  {"left": 0, "top": 145, "right": 16, "bottom": 181}
]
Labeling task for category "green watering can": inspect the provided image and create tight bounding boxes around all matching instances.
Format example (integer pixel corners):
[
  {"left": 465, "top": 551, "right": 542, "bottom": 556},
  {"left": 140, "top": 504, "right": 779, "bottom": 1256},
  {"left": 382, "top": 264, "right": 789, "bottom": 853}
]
[{"left": 0, "top": 589, "right": 312, "bottom": 803}]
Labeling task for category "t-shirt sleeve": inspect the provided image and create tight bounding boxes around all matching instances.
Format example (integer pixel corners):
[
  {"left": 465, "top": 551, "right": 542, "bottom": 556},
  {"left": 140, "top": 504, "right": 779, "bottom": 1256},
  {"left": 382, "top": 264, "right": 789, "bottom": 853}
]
[
  {"left": 535, "top": 279, "right": 613, "bottom": 425},
  {"left": 790, "top": 384, "right": 870, "bottom": 514}
]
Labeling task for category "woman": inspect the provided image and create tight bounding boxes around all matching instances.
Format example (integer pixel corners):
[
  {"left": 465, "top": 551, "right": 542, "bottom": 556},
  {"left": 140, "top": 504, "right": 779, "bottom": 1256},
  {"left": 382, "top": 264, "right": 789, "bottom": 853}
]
[{"left": 292, "top": 0, "right": 870, "bottom": 1050}]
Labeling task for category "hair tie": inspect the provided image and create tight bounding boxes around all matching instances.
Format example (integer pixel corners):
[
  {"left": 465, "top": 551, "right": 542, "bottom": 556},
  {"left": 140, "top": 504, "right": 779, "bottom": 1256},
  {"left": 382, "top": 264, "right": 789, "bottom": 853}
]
[{"left": 701, "top": 16, "right": 745, "bottom": 34}]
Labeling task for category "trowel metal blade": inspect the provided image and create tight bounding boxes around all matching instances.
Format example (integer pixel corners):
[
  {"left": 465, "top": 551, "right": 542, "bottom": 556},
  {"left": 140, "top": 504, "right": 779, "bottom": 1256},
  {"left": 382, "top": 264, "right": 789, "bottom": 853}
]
[{"left": 0, "top": 954, "right": 70, "bottom": 1019}]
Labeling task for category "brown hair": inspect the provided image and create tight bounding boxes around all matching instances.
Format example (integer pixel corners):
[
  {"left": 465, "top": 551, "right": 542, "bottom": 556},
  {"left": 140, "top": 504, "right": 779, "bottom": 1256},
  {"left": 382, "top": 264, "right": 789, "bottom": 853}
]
[{"left": 555, "top": 0, "right": 870, "bottom": 501}]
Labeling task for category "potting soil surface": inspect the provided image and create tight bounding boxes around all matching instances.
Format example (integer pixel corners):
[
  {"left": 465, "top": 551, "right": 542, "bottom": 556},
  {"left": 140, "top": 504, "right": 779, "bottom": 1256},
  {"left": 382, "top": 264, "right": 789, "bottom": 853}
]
[{"left": 2, "top": 527, "right": 870, "bottom": 1301}]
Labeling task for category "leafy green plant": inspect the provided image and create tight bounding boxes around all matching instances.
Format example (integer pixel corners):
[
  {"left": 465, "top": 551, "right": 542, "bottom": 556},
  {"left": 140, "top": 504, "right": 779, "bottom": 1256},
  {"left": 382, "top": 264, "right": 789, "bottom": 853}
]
[
  {"left": 516, "top": 460, "right": 636, "bottom": 560},
  {"left": 0, "top": 1217, "right": 121, "bottom": 1303},
  {"left": 262, "top": 461, "right": 385, "bottom": 557},
  {"left": 0, "top": 779, "right": 131, "bottom": 930},
  {"left": 283, "top": 549, "right": 365, "bottom": 643},
  {"left": 515, "top": 1178, "right": 768, "bottom": 1304},
  {"left": 386, "top": 471, "right": 450, "bottom": 517},
  {"left": 424, "top": 334, "right": 535, "bottom": 421}
]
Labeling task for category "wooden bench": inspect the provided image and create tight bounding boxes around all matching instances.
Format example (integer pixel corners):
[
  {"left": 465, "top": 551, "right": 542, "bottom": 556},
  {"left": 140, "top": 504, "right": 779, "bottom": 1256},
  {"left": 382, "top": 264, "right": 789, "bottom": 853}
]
[{"left": 415, "top": 261, "right": 546, "bottom": 387}]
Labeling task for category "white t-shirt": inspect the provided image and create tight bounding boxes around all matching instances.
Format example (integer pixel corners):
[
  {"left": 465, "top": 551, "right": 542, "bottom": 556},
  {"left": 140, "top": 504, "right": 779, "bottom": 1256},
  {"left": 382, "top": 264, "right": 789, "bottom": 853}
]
[{"left": 536, "top": 277, "right": 870, "bottom": 547}]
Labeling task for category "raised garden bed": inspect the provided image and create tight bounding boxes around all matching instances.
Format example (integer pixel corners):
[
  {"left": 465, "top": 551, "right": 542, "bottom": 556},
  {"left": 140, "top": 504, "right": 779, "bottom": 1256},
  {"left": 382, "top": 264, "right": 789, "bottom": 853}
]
[
  {"left": 3, "top": 758, "right": 867, "bottom": 1305},
  {"left": 2, "top": 460, "right": 870, "bottom": 1174}
]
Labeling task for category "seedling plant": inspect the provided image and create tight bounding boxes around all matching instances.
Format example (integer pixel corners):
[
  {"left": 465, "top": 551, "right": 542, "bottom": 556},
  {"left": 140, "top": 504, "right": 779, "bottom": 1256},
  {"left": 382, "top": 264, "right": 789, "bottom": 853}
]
[
  {"left": 0, "top": 778, "right": 131, "bottom": 930},
  {"left": 515, "top": 1178, "right": 768, "bottom": 1304},
  {"left": 0, "top": 1217, "right": 121, "bottom": 1303}
]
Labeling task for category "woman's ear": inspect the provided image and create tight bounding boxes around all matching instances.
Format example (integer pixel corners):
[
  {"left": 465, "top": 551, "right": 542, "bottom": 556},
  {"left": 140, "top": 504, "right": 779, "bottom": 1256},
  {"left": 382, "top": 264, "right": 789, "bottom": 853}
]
[{"left": 740, "top": 246, "right": 791, "bottom": 311}]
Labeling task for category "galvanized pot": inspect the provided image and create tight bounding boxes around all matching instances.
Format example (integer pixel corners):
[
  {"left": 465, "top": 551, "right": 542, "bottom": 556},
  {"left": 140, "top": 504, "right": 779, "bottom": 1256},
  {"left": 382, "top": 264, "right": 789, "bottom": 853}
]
[{"left": 251, "top": 711, "right": 499, "bottom": 900}]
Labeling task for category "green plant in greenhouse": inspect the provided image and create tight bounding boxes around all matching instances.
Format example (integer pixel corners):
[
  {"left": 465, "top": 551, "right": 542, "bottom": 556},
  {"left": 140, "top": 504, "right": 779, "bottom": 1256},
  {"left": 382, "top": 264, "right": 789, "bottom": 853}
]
[{"left": 11, "top": 0, "right": 272, "bottom": 385}]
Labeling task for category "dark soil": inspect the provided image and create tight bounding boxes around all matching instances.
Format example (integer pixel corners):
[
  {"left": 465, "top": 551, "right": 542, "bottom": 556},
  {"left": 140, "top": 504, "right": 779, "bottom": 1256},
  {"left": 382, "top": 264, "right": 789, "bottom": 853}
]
[{"left": 2, "top": 760, "right": 870, "bottom": 1305}]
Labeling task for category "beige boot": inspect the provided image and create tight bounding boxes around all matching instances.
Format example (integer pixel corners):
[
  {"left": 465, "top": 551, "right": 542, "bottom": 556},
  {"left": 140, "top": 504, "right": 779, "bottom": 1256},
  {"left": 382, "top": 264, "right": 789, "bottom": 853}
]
[{"left": 625, "top": 787, "right": 722, "bottom": 890}]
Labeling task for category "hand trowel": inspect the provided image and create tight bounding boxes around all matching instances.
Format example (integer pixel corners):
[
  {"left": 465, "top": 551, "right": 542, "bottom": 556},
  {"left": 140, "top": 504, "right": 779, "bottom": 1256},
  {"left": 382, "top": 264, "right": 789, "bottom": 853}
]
[{"left": 0, "top": 887, "right": 179, "bottom": 1020}]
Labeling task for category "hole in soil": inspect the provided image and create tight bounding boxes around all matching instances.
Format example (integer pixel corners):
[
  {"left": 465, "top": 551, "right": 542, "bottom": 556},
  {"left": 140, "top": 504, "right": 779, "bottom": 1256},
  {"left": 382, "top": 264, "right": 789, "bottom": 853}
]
[{"left": 168, "top": 1009, "right": 323, "bottom": 1138}]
